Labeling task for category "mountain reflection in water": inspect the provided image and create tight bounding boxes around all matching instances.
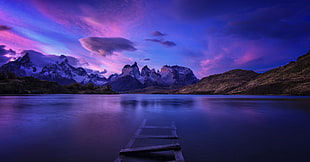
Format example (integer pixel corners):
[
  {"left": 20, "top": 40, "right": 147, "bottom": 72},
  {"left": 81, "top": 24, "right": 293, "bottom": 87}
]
[{"left": 0, "top": 94, "right": 310, "bottom": 162}]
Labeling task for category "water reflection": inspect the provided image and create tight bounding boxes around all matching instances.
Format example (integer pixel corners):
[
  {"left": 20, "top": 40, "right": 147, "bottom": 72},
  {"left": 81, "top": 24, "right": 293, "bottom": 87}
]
[
  {"left": 120, "top": 96, "right": 195, "bottom": 110},
  {"left": 120, "top": 99, "right": 139, "bottom": 109},
  {"left": 0, "top": 95, "right": 309, "bottom": 162}
]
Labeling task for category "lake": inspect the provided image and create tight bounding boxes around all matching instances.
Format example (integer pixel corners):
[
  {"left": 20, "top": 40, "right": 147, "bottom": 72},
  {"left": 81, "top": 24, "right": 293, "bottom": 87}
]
[{"left": 0, "top": 94, "right": 310, "bottom": 162}]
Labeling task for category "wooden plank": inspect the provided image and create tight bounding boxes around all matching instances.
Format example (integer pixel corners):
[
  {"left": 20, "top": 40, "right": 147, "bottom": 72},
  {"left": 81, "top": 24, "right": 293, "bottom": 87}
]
[
  {"left": 113, "top": 156, "right": 122, "bottom": 162},
  {"left": 120, "top": 143, "right": 181, "bottom": 154},
  {"left": 124, "top": 119, "right": 147, "bottom": 149},
  {"left": 137, "top": 119, "right": 147, "bottom": 134},
  {"left": 171, "top": 129, "right": 177, "bottom": 137},
  {"left": 115, "top": 120, "right": 147, "bottom": 162},
  {"left": 174, "top": 150, "right": 185, "bottom": 162},
  {"left": 117, "top": 120, "right": 185, "bottom": 161},
  {"left": 142, "top": 126, "right": 177, "bottom": 129},
  {"left": 171, "top": 121, "right": 185, "bottom": 162},
  {"left": 171, "top": 122, "right": 179, "bottom": 144},
  {"left": 134, "top": 135, "right": 178, "bottom": 139}
]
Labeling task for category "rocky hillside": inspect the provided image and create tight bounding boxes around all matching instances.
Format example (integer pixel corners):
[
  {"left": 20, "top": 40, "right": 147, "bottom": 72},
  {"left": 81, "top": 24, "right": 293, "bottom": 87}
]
[
  {"left": 179, "top": 51, "right": 310, "bottom": 95},
  {"left": 231, "top": 51, "right": 310, "bottom": 95},
  {"left": 179, "top": 69, "right": 259, "bottom": 94}
]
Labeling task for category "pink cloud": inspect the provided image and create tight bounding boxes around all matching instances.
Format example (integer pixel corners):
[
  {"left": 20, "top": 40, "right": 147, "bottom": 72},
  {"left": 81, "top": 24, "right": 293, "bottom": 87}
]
[
  {"left": 230, "top": 40, "right": 263, "bottom": 66},
  {"left": 30, "top": 0, "right": 145, "bottom": 37},
  {"left": 0, "top": 30, "right": 43, "bottom": 53},
  {"left": 86, "top": 52, "right": 134, "bottom": 76},
  {"left": 81, "top": 17, "right": 125, "bottom": 37},
  {"left": 198, "top": 53, "right": 225, "bottom": 77},
  {"left": 234, "top": 51, "right": 260, "bottom": 66},
  {"left": 197, "top": 36, "right": 287, "bottom": 77}
]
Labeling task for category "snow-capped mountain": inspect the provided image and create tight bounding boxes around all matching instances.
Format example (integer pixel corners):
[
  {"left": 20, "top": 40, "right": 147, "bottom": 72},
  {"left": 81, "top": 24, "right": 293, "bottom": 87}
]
[
  {"left": 0, "top": 50, "right": 107, "bottom": 85},
  {"left": 141, "top": 65, "right": 163, "bottom": 86},
  {"left": 0, "top": 51, "right": 199, "bottom": 92},
  {"left": 109, "top": 62, "right": 199, "bottom": 91},
  {"left": 159, "top": 65, "right": 199, "bottom": 86}
]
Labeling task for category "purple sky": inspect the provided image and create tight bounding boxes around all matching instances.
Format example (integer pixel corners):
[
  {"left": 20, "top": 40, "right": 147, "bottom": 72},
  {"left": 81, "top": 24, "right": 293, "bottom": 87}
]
[{"left": 0, "top": 0, "right": 309, "bottom": 78}]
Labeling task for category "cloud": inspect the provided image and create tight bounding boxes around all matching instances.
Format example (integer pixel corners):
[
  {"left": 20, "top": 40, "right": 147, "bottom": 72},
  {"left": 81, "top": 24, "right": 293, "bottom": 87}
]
[
  {"left": 64, "top": 55, "right": 89, "bottom": 67},
  {"left": 30, "top": 0, "right": 145, "bottom": 37},
  {"left": 0, "top": 25, "right": 11, "bottom": 31},
  {"left": 143, "top": 58, "right": 151, "bottom": 61},
  {"left": 145, "top": 39, "right": 176, "bottom": 47},
  {"left": 86, "top": 51, "right": 134, "bottom": 76},
  {"left": 85, "top": 68, "right": 108, "bottom": 76},
  {"left": 152, "top": 31, "right": 167, "bottom": 36},
  {"left": 0, "top": 45, "right": 16, "bottom": 56},
  {"left": 196, "top": 33, "right": 302, "bottom": 77},
  {"left": 79, "top": 37, "right": 136, "bottom": 56},
  {"left": 199, "top": 54, "right": 225, "bottom": 76},
  {"left": 0, "top": 28, "right": 45, "bottom": 53},
  {"left": 192, "top": 1, "right": 310, "bottom": 77},
  {"left": 0, "top": 45, "right": 7, "bottom": 55},
  {"left": 161, "top": 41, "right": 177, "bottom": 47},
  {"left": 145, "top": 38, "right": 161, "bottom": 43},
  {"left": 0, "top": 45, "right": 14, "bottom": 65}
]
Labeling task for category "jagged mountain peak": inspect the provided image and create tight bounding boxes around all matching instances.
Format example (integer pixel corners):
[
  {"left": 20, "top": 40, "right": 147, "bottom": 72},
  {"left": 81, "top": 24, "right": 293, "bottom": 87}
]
[
  {"left": 17, "top": 52, "right": 31, "bottom": 64},
  {"left": 141, "top": 65, "right": 151, "bottom": 75},
  {"left": 123, "top": 62, "right": 138, "bottom": 68},
  {"left": 141, "top": 65, "right": 157, "bottom": 75},
  {"left": 1, "top": 52, "right": 199, "bottom": 92},
  {"left": 142, "top": 65, "right": 149, "bottom": 69},
  {"left": 160, "top": 65, "right": 171, "bottom": 73},
  {"left": 18, "top": 50, "right": 72, "bottom": 68},
  {"left": 58, "top": 55, "right": 69, "bottom": 63},
  {"left": 121, "top": 62, "right": 140, "bottom": 78},
  {"left": 158, "top": 64, "right": 198, "bottom": 86},
  {"left": 107, "top": 62, "right": 199, "bottom": 91},
  {"left": 0, "top": 50, "right": 108, "bottom": 85},
  {"left": 21, "top": 50, "right": 52, "bottom": 67}
]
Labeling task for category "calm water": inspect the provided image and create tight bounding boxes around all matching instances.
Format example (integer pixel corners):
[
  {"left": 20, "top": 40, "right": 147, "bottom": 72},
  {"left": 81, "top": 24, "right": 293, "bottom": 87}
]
[{"left": 0, "top": 94, "right": 310, "bottom": 162}]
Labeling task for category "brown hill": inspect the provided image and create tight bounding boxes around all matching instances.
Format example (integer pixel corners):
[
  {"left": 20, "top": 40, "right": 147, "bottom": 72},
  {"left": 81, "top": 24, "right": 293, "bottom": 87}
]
[
  {"left": 231, "top": 51, "right": 310, "bottom": 95},
  {"left": 179, "top": 51, "right": 310, "bottom": 95},
  {"left": 179, "top": 69, "right": 259, "bottom": 94}
]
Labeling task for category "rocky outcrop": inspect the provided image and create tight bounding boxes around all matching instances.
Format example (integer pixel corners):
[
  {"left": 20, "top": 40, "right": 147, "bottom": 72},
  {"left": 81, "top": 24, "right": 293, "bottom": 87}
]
[
  {"left": 121, "top": 62, "right": 140, "bottom": 79},
  {"left": 108, "top": 75, "right": 144, "bottom": 92},
  {"left": 110, "top": 63, "right": 199, "bottom": 92},
  {"left": 159, "top": 65, "right": 199, "bottom": 86},
  {"left": 140, "top": 65, "right": 163, "bottom": 86}
]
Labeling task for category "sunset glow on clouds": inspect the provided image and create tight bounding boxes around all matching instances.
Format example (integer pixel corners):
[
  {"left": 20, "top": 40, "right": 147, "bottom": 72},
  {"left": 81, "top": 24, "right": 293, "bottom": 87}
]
[{"left": 0, "top": 0, "right": 309, "bottom": 78}]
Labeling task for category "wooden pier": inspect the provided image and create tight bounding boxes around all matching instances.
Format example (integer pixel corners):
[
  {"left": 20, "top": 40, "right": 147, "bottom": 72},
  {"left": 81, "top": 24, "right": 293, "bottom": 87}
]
[{"left": 115, "top": 119, "right": 185, "bottom": 162}]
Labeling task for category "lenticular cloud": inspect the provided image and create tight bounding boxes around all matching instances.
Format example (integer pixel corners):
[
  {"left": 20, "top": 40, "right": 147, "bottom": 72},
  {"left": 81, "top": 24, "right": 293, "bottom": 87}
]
[{"left": 79, "top": 37, "right": 136, "bottom": 56}]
